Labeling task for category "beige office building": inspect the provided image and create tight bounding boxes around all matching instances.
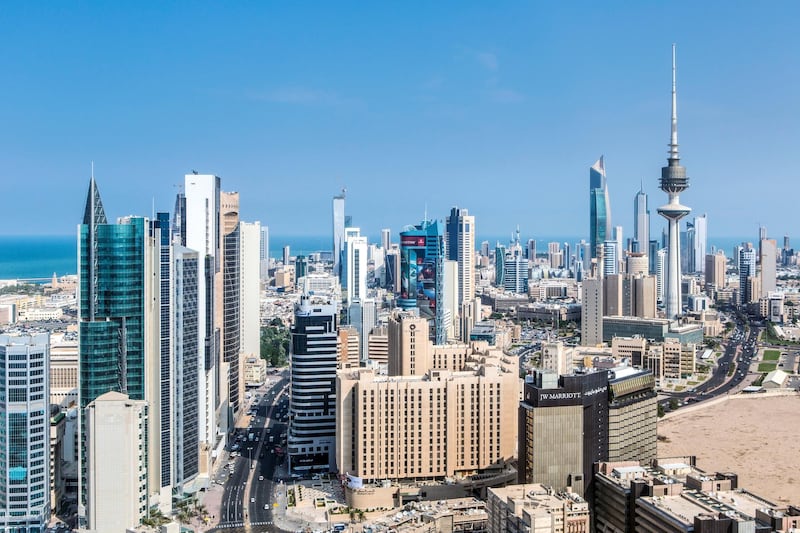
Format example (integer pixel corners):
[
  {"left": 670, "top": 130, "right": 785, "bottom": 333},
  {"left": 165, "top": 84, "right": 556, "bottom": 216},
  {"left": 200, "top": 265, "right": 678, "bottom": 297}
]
[
  {"left": 580, "top": 278, "right": 603, "bottom": 347},
  {"left": 367, "top": 325, "right": 389, "bottom": 365},
  {"left": 705, "top": 252, "right": 726, "bottom": 290},
  {"left": 50, "top": 332, "right": 78, "bottom": 408},
  {"left": 337, "top": 311, "right": 519, "bottom": 482},
  {"left": 487, "top": 484, "right": 590, "bottom": 533},
  {"left": 337, "top": 326, "right": 360, "bottom": 369},
  {"left": 85, "top": 391, "right": 148, "bottom": 532}
]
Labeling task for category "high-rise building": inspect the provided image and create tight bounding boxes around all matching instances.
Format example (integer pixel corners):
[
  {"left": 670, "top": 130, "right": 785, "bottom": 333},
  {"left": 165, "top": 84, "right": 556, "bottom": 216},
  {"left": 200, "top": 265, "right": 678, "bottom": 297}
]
[
  {"left": 705, "top": 251, "right": 726, "bottom": 292},
  {"left": 634, "top": 188, "right": 650, "bottom": 253},
  {"left": 337, "top": 312, "right": 519, "bottom": 482},
  {"left": 693, "top": 214, "right": 707, "bottom": 273},
  {"left": 602, "top": 240, "right": 619, "bottom": 277},
  {"left": 183, "top": 173, "right": 220, "bottom": 476},
  {"left": 760, "top": 238, "right": 777, "bottom": 298},
  {"left": 381, "top": 228, "right": 391, "bottom": 251},
  {"left": 590, "top": 156, "right": 612, "bottom": 260},
  {"left": 494, "top": 244, "right": 506, "bottom": 287},
  {"left": 0, "top": 334, "right": 50, "bottom": 531},
  {"left": 78, "top": 178, "right": 162, "bottom": 515},
  {"left": 259, "top": 225, "right": 270, "bottom": 281},
  {"left": 739, "top": 246, "right": 757, "bottom": 305},
  {"left": 657, "top": 45, "right": 691, "bottom": 320},
  {"left": 282, "top": 245, "right": 291, "bottom": 267},
  {"left": 343, "top": 228, "right": 367, "bottom": 305},
  {"left": 221, "top": 191, "right": 241, "bottom": 418},
  {"left": 288, "top": 294, "right": 338, "bottom": 473},
  {"left": 527, "top": 239, "right": 537, "bottom": 262},
  {"left": 347, "top": 299, "right": 377, "bottom": 364},
  {"left": 85, "top": 391, "right": 147, "bottom": 532},
  {"left": 656, "top": 248, "right": 667, "bottom": 303},
  {"left": 518, "top": 367, "right": 657, "bottom": 498},
  {"left": 504, "top": 243, "right": 528, "bottom": 294},
  {"left": 240, "top": 221, "right": 262, "bottom": 357},
  {"left": 332, "top": 189, "right": 346, "bottom": 278},
  {"left": 581, "top": 278, "right": 603, "bottom": 346},
  {"left": 445, "top": 207, "right": 475, "bottom": 307},
  {"left": 399, "top": 220, "right": 446, "bottom": 344},
  {"left": 154, "top": 213, "right": 201, "bottom": 501}
]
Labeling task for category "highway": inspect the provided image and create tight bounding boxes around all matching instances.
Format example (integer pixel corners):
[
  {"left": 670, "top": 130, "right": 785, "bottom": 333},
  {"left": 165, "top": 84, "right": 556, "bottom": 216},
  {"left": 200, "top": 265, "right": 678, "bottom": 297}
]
[
  {"left": 659, "top": 317, "right": 762, "bottom": 411},
  {"left": 211, "top": 372, "right": 290, "bottom": 533}
]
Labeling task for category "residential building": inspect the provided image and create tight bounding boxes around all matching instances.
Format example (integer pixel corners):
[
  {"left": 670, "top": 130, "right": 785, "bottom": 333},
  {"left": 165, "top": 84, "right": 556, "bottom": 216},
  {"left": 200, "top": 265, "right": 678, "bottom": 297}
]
[{"left": 0, "top": 334, "right": 50, "bottom": 532}]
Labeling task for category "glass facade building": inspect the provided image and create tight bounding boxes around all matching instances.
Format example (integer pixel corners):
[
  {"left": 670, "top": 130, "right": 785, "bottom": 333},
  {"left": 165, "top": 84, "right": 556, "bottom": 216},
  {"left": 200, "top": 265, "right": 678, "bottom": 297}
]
[
  {"left": 589, "top": 157, "right": 612, "bottom": 261},
  {"left": 399, "top": 220, "right": 446, "bottom": 344},
  {"left": 0, "top": 334, "right": 50, "bottom": 533}
]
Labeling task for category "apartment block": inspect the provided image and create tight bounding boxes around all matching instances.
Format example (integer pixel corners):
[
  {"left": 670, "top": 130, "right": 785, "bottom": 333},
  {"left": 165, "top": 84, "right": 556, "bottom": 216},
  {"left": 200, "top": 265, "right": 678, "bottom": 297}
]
[{"left": 487, "top": 484, "right": 590, "bottom": 533}]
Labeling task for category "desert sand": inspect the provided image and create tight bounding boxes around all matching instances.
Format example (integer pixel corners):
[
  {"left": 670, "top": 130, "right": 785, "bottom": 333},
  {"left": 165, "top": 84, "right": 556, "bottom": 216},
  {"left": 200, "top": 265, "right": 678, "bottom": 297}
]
[{"left": 658, "top": 394, "right": 800, "bottom": 505}]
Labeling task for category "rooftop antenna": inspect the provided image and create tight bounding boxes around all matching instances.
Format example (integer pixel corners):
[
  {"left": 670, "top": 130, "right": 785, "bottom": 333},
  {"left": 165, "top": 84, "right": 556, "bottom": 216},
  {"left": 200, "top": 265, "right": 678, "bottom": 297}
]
[
  {"left": 91, "top": 160, "right": 94, "bottom": 180},
  {"left": 424, "top": 203, "right": 428, "bottom": 223},
  {"left": 669, "top": 43, "right": 679, "bottom": 160}
]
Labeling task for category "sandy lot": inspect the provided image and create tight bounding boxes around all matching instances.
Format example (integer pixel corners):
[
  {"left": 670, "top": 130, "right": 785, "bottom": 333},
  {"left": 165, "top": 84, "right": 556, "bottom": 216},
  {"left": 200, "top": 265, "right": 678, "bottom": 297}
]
[{"left": 658, "top": 394, "right": 800, "bottom": 505}]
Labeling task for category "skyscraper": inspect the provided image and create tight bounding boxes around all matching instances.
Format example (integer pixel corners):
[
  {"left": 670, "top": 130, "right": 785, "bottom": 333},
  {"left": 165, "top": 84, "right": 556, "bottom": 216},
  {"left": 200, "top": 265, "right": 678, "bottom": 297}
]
[
  {"left": 739, "top": 246, "right": 757, "bottom": 305},
  {"left": 221, "top": 191, "right": 241, "bottom": 418},
  {"left": 445, "top": 207, "right": 476, "bottom": 307},
  {"left": 705, "top": 251, "right": 726, "bottom": 291},
  {"left": 760, "top": 238, "right": 777, "bottom": 298},
  {"left": 590, "top": 156, "right": 612, "bottom": 260},
  {"left": 399, "top": 219, "right": 446, "bottom": 344},
  {"left": 259, "top": 225, "right": 270, "bottom": 281},
  {"left": 634, "top": 188, "right": 650, "bottom": 253},
  {"left": 343, "top": 227, "right": 367, "bottom": 305},
  {"left": 332, "top": 189, "right": 346, "bottom": 278},
  {"left": 581, "top": 278, "right": 603, "bottom": 346},
  {"left": 657, "top": 45, "right": 691, "bottom": 320},
  {"left": 693, "top": 214, "right": 707, "bottom": 274},
  {"left": 288, "top": 294, "right": 338, "bottom": 473},
  {"left": 504, "top": 230, "right": 528, "bottom": 294},
  {"left": 0, "top": 334, "right": 50, "bottom": 531},
  {"left": 183, "top": 173, "right": 221, "bottom": 477},
  {"left": 78, "top": 178, "right": 162, "bottom": 516}
]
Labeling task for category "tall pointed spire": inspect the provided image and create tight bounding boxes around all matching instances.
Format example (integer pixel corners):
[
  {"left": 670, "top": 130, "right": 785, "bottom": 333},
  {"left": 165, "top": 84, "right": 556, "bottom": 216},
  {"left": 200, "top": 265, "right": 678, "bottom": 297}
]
[
  {"left": 669, "top": 43, "right": 679, "bottom": 161},
  {"left": 82, "top": 172, "right": 107, "bottom": 227}
]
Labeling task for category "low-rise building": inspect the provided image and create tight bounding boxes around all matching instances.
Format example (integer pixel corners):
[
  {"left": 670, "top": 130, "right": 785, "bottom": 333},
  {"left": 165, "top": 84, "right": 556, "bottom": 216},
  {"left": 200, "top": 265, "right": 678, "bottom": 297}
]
[
  {"left": 487, "top": 484, "right": 590, "bottom": 533},
  {"left": 594, "top": 458, "right": 800, "bottom": 533}
]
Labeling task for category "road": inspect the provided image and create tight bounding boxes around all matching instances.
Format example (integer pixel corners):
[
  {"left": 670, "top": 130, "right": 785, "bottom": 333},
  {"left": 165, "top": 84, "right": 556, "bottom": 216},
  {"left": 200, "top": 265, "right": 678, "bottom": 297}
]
[
  {"left": 660, "top": 317, "right": 762, "bottom": 412},
  {"left": 211, "top": 372, "right": 291, "bottom": 533}
]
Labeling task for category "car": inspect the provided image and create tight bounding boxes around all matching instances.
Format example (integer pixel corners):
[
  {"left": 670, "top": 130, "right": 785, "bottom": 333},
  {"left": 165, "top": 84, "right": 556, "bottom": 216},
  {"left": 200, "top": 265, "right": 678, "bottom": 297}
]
[
  {"left": 259, "top": 475, "right": 264, "bottom": 481},
  {"left": 251, "top": 497, "right": 256, "bottom": 503}
]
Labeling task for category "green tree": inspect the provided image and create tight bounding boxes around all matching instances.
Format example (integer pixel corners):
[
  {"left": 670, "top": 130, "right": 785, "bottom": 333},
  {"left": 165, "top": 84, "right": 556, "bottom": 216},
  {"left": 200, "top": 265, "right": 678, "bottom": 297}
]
[{"left": 261, "top": 325, "right": 291, "bottom": 367}]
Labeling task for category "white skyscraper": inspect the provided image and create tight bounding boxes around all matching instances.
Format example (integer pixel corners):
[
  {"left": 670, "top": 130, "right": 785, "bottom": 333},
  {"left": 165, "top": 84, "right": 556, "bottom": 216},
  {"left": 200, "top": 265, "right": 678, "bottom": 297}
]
[
  {"left": 259, "top": 225, "right": 270, "bottom": 280},
  {"left": 183, "top": 173, "right": 220, "bottom": 474},
  {"left": 693, "top": 214, "right": 707, "bottom": 274},
  {"left": 240, "top": 221, "right": 262, "bottom": 356},
  {"left": 0, "top": 334, "right": 50, "bottom": 531},
  {"left": 343, "top": 227, "right": 367, "bottom": 305},
  {"left": 634, "top": 188, "right": 650, "bottom": 253},
  {"left": 332, "top": 190, "right": 346, "bottom": 278},
  {"left": 657, "top": 45, "right": 691, "bottom": 320},
  {"left": 739, "top": 247, "right": 757, "bottom": 305},
  {"left": 656, "top": 248, "right": 667, "bottom": 303}
]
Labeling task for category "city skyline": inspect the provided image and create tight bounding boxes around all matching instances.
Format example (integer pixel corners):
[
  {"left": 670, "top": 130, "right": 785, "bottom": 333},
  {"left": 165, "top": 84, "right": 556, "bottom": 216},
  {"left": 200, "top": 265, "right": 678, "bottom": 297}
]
[{"left": 2, "top": 3, "right": 800, "bottom": 239}]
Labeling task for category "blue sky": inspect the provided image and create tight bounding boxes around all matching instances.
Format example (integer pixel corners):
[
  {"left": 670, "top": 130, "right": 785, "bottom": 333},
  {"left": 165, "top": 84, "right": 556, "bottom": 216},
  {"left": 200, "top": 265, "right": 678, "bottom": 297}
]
[{"left": 2, "top": 2, "right": 799, "bottom": 243}]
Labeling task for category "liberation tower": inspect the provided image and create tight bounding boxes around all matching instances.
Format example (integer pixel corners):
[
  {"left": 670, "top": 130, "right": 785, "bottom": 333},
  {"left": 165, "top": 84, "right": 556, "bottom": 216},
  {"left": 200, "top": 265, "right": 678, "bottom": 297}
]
[{"left": 657, "top": 44, "right": 691, "bottom": 320}]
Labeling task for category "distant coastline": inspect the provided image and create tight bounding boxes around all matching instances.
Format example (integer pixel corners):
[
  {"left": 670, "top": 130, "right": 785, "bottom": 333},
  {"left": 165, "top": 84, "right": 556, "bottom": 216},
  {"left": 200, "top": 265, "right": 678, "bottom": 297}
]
[{"left": 0, "top": 234, "right": 755, "bottom": 281}]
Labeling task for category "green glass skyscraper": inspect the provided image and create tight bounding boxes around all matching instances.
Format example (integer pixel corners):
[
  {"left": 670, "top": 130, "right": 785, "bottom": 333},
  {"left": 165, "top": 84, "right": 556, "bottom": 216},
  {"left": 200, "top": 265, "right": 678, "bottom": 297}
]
[
  {"left": 78, "top": 177, "right": 157, "bottom": 518},
  {"left": 590, "top": 156, "right": 612, "bottom": 261}
]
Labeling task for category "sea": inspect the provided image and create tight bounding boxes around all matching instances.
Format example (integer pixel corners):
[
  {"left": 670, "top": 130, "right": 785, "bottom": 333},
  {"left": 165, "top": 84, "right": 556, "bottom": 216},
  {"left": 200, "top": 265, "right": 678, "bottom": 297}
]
[{"left": 0, "top": 234, "right": 751, "bottom": 281}]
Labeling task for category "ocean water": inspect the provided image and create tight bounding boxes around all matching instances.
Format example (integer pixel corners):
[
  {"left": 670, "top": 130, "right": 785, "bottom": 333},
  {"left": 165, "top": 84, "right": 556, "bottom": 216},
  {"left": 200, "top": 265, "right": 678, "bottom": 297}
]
[{"left": 0, "top": 233, "right": 753, "bottom": 281}]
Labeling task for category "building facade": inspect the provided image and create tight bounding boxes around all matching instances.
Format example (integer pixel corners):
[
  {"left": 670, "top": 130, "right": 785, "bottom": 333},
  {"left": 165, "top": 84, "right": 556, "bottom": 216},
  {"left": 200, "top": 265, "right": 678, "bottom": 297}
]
[{"left": 0, "top": 334, "right": 50, "bottom": 532}]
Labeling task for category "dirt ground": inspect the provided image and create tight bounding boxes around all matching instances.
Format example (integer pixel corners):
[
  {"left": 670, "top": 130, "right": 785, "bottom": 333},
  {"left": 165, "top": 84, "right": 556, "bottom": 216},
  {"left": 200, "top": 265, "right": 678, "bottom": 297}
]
[{"left": 658, "top": 394, "right": 800, "bottom": 505}]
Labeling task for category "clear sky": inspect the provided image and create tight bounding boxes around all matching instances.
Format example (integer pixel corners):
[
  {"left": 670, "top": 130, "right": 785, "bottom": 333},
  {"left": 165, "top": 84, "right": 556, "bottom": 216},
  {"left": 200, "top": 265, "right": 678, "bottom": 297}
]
[{"left": 2, "top": 2, "right": 799, "bottom": 243}]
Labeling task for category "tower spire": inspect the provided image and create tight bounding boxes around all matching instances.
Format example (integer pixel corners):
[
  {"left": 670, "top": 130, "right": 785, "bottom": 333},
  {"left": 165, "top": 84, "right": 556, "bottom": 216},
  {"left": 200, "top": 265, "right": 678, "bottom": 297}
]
[{"left": 669, "top": 43, "right": 679, "bottom": 160}]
